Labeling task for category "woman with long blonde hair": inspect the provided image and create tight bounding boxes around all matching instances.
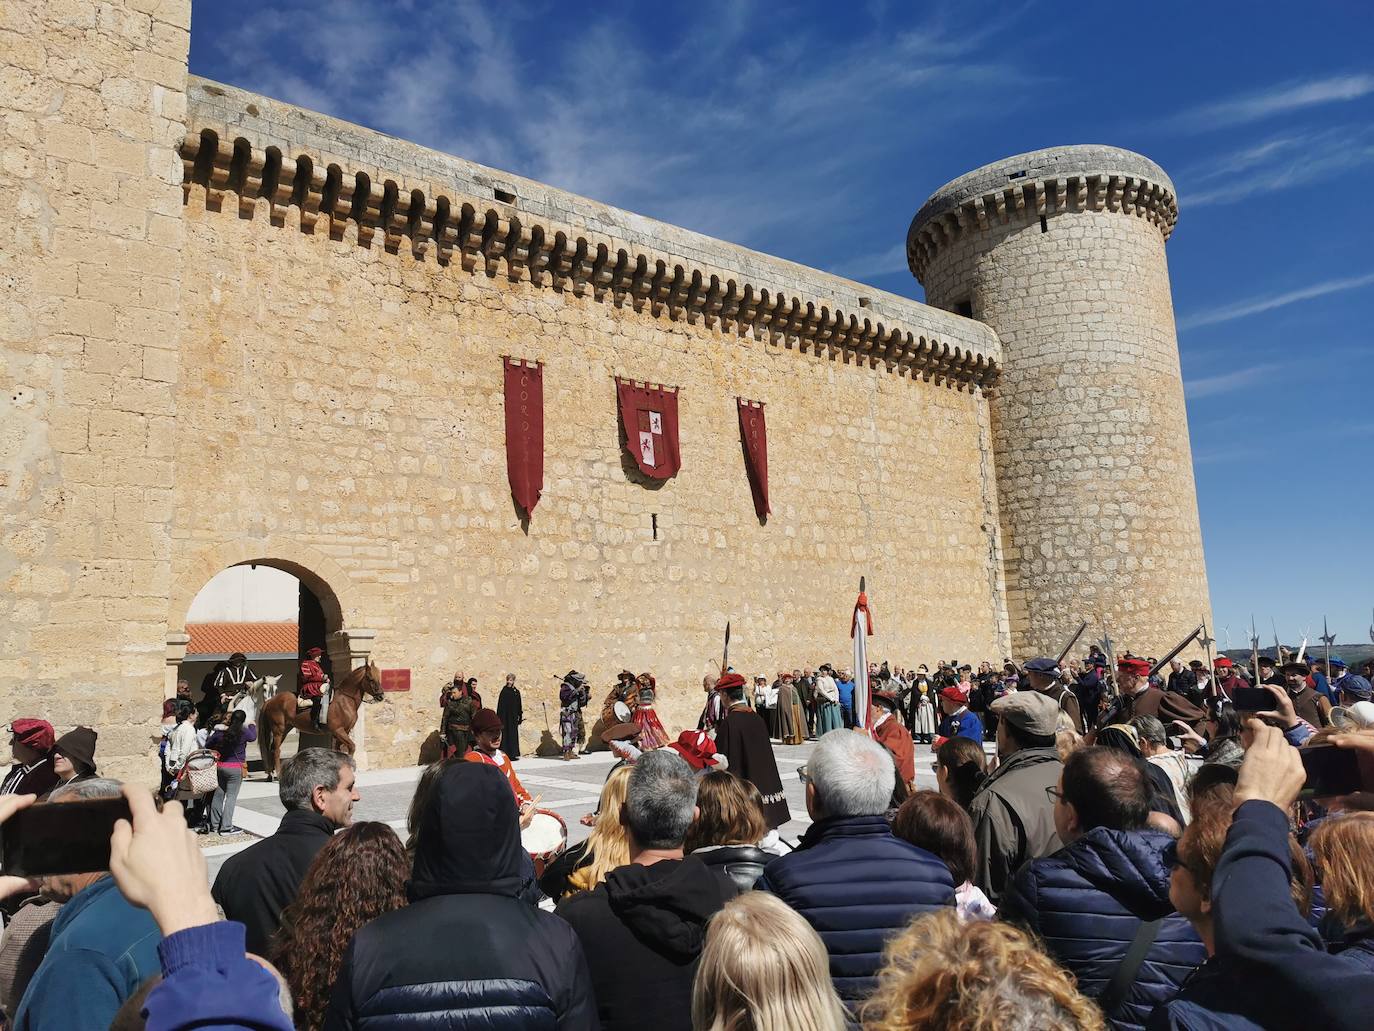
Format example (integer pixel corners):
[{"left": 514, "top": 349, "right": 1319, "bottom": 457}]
[
  {"left": 539, "top": 765, "right": 633, "bottom": 900},
  {"left": 692, "top": 891, "right": 846, "bottom": 1031}
]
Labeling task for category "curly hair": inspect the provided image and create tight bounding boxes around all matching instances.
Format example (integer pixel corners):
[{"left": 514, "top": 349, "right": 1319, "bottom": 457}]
[
  {"left": 272, "top": 822, "right": 409, "bottom": 1031},
  {"left": 861, "top": 910, "right": 1104, "bottom": 1031}
]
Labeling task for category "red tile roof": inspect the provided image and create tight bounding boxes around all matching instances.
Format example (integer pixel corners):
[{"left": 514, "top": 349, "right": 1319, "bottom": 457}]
[{"left": 187, "top": 622, "right": 299, "bottom": 657}]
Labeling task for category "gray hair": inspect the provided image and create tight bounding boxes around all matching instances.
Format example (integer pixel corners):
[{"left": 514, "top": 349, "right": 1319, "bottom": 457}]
[
  {"left": 625, "top": 749, "right": 698, "bottom": 850},
  {"left": 279, "top": 748, "right": 355, "bottom": 812},
  {"left": 48, "top": 777, "right": 123, "bottom": 802},
  {"left": 1130, "top": 715, "right": 1168, "bottom": 747},
  {"left": 809, "top": 730, "right": 894, "bottom": 817}
]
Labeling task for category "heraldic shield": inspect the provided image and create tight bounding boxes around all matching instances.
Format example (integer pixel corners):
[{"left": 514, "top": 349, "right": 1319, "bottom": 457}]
[{"left": 616, "top": 378, "right": 681, "bottom": 480}]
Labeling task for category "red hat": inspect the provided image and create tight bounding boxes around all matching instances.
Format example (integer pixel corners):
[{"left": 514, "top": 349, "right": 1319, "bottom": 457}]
[
  {"left": 1214, "top": 657, "right": 1233, "bottom": 669},
  {"left": 939, "top": 685, "right": 969, "bottom": 704},
  {"left": 8, "top": 719, "right": 54, "bottom": 753},
  {"left": 715, "top": 672, "right": 747, "bottom": 692},
  {"left": 1118, "top": 657, "right": 1152, "bottom": 677},
  {"left": 471, "top": 708, "right": 503, "bottom": 734},
  {"left": 667, "top": 730, "right": 720, "bottom": 771},
  {"left": 306, "top": 647, "right": 323, "bottom": 658}
]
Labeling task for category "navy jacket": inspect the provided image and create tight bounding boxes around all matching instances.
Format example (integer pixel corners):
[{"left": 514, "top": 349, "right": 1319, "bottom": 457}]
[
  {"left": 1000, "top": 827, "right": 1205, "bottom": 1031},
  {"left": 324, "top": 763, "right": 596, "bottom": 1030},
  {"left": 759, "top": 814, "right": 954, "bottom": 1002}
]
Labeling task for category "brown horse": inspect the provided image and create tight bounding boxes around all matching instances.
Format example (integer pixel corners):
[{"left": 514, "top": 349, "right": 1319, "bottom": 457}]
[{"left": 259, "top": 660, "right": 384, "bottom": 780}]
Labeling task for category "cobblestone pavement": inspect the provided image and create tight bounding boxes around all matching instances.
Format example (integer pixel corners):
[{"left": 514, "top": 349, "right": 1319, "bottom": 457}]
[{"left": 205, "top": 736, "right": 941, "bottom": 882}]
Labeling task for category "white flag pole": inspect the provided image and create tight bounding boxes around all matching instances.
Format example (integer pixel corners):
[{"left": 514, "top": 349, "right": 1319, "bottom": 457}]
[{"left": 852, "top": 577, "right": 872, "bottom": 732}]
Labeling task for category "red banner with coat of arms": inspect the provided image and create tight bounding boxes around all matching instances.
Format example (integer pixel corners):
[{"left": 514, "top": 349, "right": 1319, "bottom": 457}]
[
  {"left": 737, "top": 398, "right": 770, "bottom": 520},
  {"left": 503, "top": 357, "right": 544, "bottom": 516},
  {"left": 616, "top": 378, "right": 681, "bottom": 480}
]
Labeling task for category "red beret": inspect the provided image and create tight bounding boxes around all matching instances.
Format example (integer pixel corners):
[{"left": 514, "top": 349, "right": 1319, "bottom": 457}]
[
  {"left": 715, "top": 672, "right": 747, "bottom": 692},
  {"left": 8, "top": 719, "right": 54, "bottom": 753},
  {"left": 306, "top": 647, "right": 324, "bottom": 658},
  {"left": 667, "top": 730, "right": 720, "bottom": 771},
  {"left": 939, "top": 685, "right": 969, "bottom": 704},
  {"left": 1214, "top": 657, "right": 1233, "bottom": 668},
  {"left": 1118, "top": 657, "right": 1152, "bottom": 677},
  {"left": 471, "top": 708, "right": 502, "bottom": 734}
]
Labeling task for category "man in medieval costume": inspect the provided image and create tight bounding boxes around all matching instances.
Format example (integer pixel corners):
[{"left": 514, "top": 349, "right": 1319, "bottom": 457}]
[
  {"left": 464, "top": 707, "right": 535, "bottom": 827},
  {"left": 776, "top": 672, "right": 806, "bottom": 746},
  {"left": 1281, "top": 660, "right": 1329, "bottom": 728},
  {"left": 207, "top": 652, "right": 257, "bottom": 726},
  {"left": 869, "top": 683, "right": 915, "bottom": 792},
  {"left": 497, "top": 673, "right": 524, "bottom": 760},
  {"left": 711, "top": 672, "right": 790, "bottom": 828},
  {"left": 1102, "top": 656, "right": 1207, "bottom": 731},
  {"left": 441, "top": 678, "right": 478, "bottom": 759},
  {"left": 298, "top": 646, "right": 329, "bottom": 730},
  {"left": 1023, "top": 656, "right": 1083, "bottom": 734},
  {"left": 697, "top": 673, "right": 726, "bottom": 737},
  {"left": 559, "top": 670, "right": 588, "bottom": 761},
  {"left": 631, "top": 672, "right": 670, "bottom": 749}
]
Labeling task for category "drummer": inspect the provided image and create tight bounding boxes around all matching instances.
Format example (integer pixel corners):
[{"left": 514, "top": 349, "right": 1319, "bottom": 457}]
[{"left": 464, "top": 707, "right": 535, "bottom": 827}]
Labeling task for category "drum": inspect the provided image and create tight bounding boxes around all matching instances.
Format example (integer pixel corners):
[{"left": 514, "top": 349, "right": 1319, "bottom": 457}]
[
  {"left": 613, "top": 700, "right": 632, "bottom": 723},
  {"left": 521, "top": 808, "right": 568, "bottom": 877}
]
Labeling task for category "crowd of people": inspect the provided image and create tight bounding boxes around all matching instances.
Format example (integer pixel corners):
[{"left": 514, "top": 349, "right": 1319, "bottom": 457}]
[{"left": 1, "top": 644, "right": 1373, "bottom": 1030}]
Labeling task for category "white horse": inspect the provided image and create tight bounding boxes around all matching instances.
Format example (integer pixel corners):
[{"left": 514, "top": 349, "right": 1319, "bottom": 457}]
[{"left": 229, "top": 674, "right": 281, "bottom": 726}]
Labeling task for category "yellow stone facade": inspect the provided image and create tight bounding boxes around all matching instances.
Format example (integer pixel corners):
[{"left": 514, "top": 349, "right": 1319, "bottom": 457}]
[{"left": 2, "top": 5, "right": 1208, "bottom": 777}]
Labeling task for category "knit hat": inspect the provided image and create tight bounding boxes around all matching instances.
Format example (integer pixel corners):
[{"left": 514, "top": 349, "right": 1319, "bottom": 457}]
[
  {"left": 715, "top": 672, "right": 747, "bottom": 692},
  {"left": 53, "top": 726, "right": 98, "bottom": 776},
  {"left": 8, "top": 719, "right": 55, "bottom": 754},
  {"left": 471, "top": 708, "right": 503, "bottom": 735}
]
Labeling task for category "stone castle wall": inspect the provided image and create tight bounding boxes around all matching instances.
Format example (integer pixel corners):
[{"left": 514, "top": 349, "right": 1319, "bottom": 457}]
[
  {"left": 169, "top": 82, "right": 1009, "bottom": 766},
  {"left": 0, "top": 0, "right": 191, "bottom": 782},
  {"left": 910, "top": 150, "right": 1212, "bottom": 659}
]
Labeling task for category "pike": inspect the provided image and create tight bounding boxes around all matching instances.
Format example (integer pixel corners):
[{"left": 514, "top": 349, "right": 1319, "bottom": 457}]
[
  {"left": 1249, "top": 615, "right": 1261, "bottom": 687},
  {"left": 1296, "top": 635, "right": 1309, "bottom": 663},
  {"left": 1272, "top": 618, "right": 1284, "bottom": 665},
  {"left": 721, "top": 620, "right": 732, "bottom": 676},
  {"left": 1199, "top": 622, "right": 1217, "bottom": 692},
  {"left": 1056, "top": 620, "right": 1089, "bottom": 665},
  {"left": 1368, "top": 608, "right": 1373, "bottom": 645},
  {"left": 1148, "top": 624, "right": 1205, "bottom": 680},
  {"left": 1320, "top": 617, "right": 1336, "bottom": 680},
  {"left": 1096, "top": 612, "right": 1118, "bottom": 697}
]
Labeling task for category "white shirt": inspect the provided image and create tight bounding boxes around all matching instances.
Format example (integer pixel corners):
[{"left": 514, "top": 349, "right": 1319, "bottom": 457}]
[{"left": 815, "top": 675, "right": 839, "bottom": 704}]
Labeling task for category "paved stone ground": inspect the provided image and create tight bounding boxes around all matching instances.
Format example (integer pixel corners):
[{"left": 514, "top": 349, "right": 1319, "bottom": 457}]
[{"left": 205, "top": 737, "right": 942, "bottom": 882}]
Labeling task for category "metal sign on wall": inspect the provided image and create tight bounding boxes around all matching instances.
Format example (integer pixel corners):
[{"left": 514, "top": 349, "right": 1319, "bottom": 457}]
[{"left": 380, "top": 669, "right": 411, "bottom": 693}]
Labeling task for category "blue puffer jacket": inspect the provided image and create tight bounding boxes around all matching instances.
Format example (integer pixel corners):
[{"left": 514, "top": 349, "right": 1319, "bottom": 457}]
[
  {"left": 758, "top": 815, "right": 954, "bottom": 1002},
  {"left": 1000, "top": 827, "right": 1205, "bottom": 1031}
]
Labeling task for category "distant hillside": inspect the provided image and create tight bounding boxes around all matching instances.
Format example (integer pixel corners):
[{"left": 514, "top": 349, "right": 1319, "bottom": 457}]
[{"left": 1220, "top": 644, "right": 1374, "bottom": 667}]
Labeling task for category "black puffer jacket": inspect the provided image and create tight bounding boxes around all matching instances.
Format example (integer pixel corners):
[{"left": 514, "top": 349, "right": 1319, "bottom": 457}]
[
  {"left": 689, "top": 844, "right": 768, "bottom": 891},
  {"left": 1000, "top": 827, "right": 1206, "bottom": 1031},
  {"left": 322, "top": 762, "right": 596, "bottom": 1030},
  {"left": 557, "top": 856, "right": 737, "bottom": 1031}
]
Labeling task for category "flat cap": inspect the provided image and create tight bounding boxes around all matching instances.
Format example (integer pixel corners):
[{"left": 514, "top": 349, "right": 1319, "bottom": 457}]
[
  {"left": 990, "top": 691, "right": 1060, "bottom": 737},
  {"left": 1024, "top": 657, "right": 1061, "bottom": 676}
]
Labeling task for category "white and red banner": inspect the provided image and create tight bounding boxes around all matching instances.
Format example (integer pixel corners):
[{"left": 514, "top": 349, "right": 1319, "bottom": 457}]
[{"left": 616, "top": 378, "right": 681, "bottom": 480}]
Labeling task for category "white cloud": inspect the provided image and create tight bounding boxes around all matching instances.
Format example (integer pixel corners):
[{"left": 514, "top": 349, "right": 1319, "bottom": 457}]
[
  {"left": 1178, "top": 271, "right": 1374, "bottom": 331},
  {"left": 827, "top": 244, "right": 908, "bottom": 282},
  {"left": 1171, "top": 73, "right": 1374, "bottom": 131},
  {"left": 1182, "top": 126, "right": 1374, "bottom": 207},
  {"left": 1184, "top": 362, "right": 1280, "bottom": 400}
]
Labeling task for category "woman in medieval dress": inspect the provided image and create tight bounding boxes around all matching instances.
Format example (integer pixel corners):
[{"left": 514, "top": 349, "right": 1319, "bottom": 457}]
[{"left": 631, "top": 673, "right": 670, "bottom": 750}]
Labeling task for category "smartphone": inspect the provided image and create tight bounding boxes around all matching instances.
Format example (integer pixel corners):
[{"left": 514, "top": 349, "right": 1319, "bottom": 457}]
[
  {"left": 1300, "top": 747, "right": 1364, "bottom": 798},
  {"left": 1231, "top": 687, "right": 1274, "bottom": 712},
  {"left": 0, "top": 796, "right": 132, "bottom": 877}
]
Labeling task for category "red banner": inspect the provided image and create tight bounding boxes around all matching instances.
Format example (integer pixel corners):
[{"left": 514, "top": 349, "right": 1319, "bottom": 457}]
[
  {"left": 380, "top": 669, "right": 411, "bottom": 693},
  {"left": 503, "top": 357, "right": 544, "bottom": 516},
  {"left": 737, "top": 399, "right": 770, "bottom": 520},
  {"left": 616, "top": 379, "right": 681, "bottom": 480}
]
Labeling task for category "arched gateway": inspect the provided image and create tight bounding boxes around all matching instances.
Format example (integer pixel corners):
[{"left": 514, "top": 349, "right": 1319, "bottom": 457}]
[{"left": 166, "top": 539, "right": 380, "bottom": 768}]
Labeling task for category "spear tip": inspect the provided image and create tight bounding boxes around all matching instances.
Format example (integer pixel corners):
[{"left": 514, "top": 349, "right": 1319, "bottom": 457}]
[{"left": 859, "top": 575, "right": 866, "bottom": 593}]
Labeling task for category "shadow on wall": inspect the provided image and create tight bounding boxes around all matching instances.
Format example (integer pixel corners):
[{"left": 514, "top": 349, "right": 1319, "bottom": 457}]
[{"left": 535, "top": 730, "right": 562, "bottom": 757}]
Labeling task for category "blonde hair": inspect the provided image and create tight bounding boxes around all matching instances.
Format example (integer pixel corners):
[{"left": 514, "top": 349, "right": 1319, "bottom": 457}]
[
  {"left": 567, "top": 765, "right": 633, "bottom": 894},
  {"left": 692, "top": 892, "right": 846, "bottom": 1031},
  {"left": 1310, "top": 812, "right": 1374, "bottom": 929},
  {"left": 862, "top": 910, "right": 1103, "bottom": 1031}
]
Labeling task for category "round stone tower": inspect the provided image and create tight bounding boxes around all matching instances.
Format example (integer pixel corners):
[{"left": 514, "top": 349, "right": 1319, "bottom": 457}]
[{"left": 908, "top": 146, "right": 1211, "bottom": 659}]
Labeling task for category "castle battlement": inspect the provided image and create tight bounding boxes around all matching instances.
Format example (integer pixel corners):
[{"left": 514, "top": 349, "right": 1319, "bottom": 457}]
[
  {"left": 183, "top": 78, "right": 1000, "bottom": 391},
  {"left": 906, "top": 145, "right": 1179, "bottom": 284}
]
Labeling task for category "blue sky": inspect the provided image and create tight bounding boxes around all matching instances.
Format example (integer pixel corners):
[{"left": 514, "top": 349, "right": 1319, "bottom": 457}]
[{"left": 189, "top": 0, "right": 1374, "bottom": 647}]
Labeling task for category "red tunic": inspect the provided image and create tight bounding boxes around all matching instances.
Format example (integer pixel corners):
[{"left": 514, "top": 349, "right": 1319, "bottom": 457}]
[
  {"left": 463, "top": 748, "right": 532, "bottom": 806},
  {"left": 299, "top": 659, "right": 327, "bottom": 700}
]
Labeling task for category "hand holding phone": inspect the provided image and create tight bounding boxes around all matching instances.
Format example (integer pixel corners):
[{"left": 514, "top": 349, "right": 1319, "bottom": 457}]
[
  {"left": 0, "top": 796, "right": 132, "bottom": 878},
  {"left": 1301, "top": 746, "right": 1364, "bottom": 798}
]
